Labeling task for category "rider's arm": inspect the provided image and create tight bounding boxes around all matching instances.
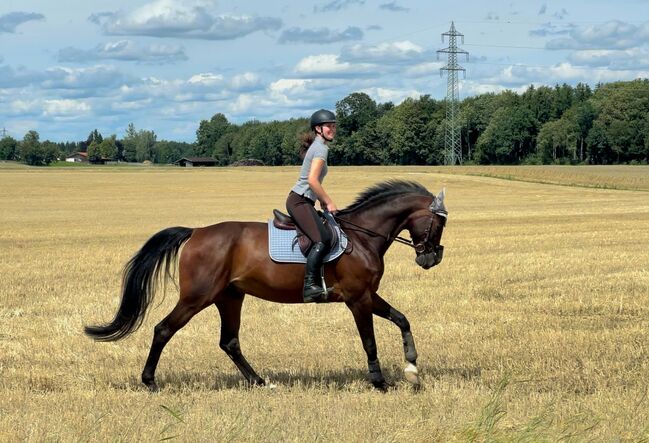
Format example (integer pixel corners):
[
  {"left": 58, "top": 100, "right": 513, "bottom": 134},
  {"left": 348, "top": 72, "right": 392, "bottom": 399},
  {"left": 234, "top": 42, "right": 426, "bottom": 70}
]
[{"left": 308, "top": 159, "right": 337, "bottom": 212}]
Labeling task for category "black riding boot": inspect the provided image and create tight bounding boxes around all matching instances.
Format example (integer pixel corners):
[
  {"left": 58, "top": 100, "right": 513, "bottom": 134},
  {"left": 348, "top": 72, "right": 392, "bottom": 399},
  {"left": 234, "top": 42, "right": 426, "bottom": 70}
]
[{"left": 303, "top": 242, "right": 331, "bottom": 303}]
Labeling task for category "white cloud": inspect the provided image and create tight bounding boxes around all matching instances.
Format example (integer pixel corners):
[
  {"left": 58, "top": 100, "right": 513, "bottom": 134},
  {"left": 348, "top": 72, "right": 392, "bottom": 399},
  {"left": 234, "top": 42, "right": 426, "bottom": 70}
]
[
  {"left": 569, "top": 48, "right": 649, "bottom": 70},
  {"left": 41, "top": 65, "right": 132, "bottom": 91},
  {"left": 294, "top": 54, "right": 374, "bottom": 78},
  {"left": 403, "top": 61, "right": 446, "bottom": 78},
  {"left": 341, "top": 40, "right": 429, "bottom": 64},
  {"left": 359, "top": 87, "right": 421, "bottom": 104},
  {"left": 43, "top": 99, "right": 91, "bottom": 116},
  {"left": 93, "top": 0, "right": 282, "bottom": 40},
  {"left": 57, "top": 40, "right": 188, "bottom": 64},
  {"left": 188, "top": 72, "right": 224, "bottom": 85},
  {"left": 279, "top": 26, "right": 363, "bottom": 44},
  {"left": 229, "top": 72, "right": 263, "bottom": 91},
  {"left": 546, "top": 20, "right": 649, "bottom": 50}
]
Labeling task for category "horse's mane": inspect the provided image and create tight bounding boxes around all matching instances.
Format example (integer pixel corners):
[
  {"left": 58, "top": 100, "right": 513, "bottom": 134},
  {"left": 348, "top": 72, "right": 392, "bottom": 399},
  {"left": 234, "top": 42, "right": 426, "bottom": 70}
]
[{"left": 338, "top": 180, "right": 433, "bottom": 215}]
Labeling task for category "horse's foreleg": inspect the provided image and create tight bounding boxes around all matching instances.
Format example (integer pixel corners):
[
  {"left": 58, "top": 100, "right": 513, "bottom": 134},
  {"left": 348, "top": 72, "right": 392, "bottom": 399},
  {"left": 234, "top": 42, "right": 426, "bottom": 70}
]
[
  {"left": 348, "top": 296, "right": 390, "bottom": 391},
  {"left": 142, "top": 299, "right": 210, "bottom": 391},
  {"left": 371, "top": 293, "right": 421, "bottom": 388},
  {"left": 216, "top": 290, "right": 265, "bottom": 386}
]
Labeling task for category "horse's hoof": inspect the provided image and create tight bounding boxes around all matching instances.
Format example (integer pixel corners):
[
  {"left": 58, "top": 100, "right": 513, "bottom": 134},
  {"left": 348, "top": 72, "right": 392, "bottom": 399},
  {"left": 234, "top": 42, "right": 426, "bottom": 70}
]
[
  {"left": 143, "top": 381, "right": 159, "bottom": 393},
  {"left": 404, "top": 363, "right": 421, "bottom": 387},
  {"left": 371, "top": 380, "right": 394, "bottom": 392},
  {"left": 250, "top": 377, "right": 266, "bottom": 387}
]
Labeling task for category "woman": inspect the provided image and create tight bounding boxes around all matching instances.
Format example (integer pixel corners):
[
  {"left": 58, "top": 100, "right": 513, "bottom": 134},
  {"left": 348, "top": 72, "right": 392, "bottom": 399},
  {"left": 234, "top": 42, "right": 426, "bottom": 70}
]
[{"left": 286, "top": 109, "right": 338, "bottom": 303}]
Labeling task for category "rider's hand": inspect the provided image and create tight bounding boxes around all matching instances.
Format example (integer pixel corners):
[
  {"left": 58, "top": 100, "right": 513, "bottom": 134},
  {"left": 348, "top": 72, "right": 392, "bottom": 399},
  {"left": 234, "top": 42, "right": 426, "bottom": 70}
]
[{"left": 326, "top": 201, "right": 338, "bottom": 214}]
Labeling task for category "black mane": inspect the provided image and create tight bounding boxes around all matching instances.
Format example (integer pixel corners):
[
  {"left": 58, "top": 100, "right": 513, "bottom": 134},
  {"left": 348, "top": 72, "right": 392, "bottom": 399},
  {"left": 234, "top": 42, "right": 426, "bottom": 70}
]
[{"left": 338, "top": 180, "right": 433, "bottom": 215}]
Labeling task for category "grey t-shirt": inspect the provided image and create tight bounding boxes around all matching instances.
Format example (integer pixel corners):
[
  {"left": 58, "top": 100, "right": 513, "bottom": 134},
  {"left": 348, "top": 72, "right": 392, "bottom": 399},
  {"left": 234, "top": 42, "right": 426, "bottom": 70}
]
[{"left": 291, "top": 135, "right": 328, "bottom": 202}]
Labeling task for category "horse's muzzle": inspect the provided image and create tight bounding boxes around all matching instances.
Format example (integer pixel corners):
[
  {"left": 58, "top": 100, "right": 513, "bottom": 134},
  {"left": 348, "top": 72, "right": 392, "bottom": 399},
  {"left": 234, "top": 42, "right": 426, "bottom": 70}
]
[{"left": 415, "top": 245, "right": 444, "bottom": 269}]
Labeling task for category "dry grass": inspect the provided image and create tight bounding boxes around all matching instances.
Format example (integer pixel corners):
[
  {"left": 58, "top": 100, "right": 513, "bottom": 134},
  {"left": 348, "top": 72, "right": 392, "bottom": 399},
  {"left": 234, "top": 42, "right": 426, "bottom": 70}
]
[{"left": 1, "top": 165, "right": 649, "bottom": 442}]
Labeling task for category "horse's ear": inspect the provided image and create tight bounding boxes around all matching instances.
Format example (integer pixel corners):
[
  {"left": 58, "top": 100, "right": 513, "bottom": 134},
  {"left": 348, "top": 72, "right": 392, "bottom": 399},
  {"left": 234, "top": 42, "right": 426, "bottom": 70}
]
[
  {"left": 438, "top": 188, "right": 445, "bottom": 203},
  {"left": 431, "top": 188, "right": 447, "bottom": 213}
]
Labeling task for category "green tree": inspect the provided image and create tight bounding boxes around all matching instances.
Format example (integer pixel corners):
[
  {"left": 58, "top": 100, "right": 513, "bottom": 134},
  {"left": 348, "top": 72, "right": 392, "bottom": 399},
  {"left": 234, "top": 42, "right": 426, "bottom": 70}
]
[
  {"left": 19, "top": 130, "right": 56, "bottom": 166},
  {"left": 85, "top": 129, "right": 103, "bottom": 153},
  {"left": 99, "top": 136, "right": 118, "bottom": 160},
  {"left": 336, "top": 92, "right": 378, "bottom": 138},
  {"left": 86, "top": 140, "right": 102, "bottom": 162},
  {"left": 474, "top": 106, "right": 537, "bottom": 164},
  {"left": 123, "top": 123, "right": 137, "bottom": 162},
  {"left": 196, "top": 113, "right": 230, "bottom": 157},
  {"left": 536, "top": 117, "right": 578, "bottom": 163},
  {"left": 135, "top": 129, "right": 157, "bottom": 162},
  {"left": 0, "top": 136, "right": 18, "bottom": 160}
]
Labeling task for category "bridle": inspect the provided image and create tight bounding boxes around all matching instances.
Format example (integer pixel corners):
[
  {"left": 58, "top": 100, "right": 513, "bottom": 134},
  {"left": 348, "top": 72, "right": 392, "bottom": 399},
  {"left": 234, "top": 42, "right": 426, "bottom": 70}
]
[{"left": 332, "top": 202, "right": 448, "bottom": 252}]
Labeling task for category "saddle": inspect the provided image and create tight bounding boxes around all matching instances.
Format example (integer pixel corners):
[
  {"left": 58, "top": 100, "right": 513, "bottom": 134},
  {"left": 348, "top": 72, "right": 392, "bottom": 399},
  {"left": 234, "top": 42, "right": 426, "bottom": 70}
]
[{"left": 272, "top": 209, "right": 340, "bottom": 256}]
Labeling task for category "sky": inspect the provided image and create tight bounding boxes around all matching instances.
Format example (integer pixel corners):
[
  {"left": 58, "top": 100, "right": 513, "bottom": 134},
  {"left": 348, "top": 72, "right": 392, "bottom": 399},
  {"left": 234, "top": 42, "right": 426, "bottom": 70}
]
[{"left": 1, "top": 0, "right": 649, "bottom": 143}]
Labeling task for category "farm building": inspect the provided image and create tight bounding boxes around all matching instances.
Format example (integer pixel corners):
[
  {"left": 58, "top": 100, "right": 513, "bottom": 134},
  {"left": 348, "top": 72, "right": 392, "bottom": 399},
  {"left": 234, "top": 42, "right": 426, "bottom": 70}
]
[
  {"left": 174, "top": 157, "right": 218, "bottom": 167},
  {"left": 65, "top": 152, "right": 88, "bottom": 163}
]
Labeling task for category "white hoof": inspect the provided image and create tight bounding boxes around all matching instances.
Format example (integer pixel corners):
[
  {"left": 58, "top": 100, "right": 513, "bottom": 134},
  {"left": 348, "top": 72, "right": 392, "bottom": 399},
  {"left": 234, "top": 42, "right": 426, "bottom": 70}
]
[{"left": 404, "top": 363, "right": 421, "bottom": 386}]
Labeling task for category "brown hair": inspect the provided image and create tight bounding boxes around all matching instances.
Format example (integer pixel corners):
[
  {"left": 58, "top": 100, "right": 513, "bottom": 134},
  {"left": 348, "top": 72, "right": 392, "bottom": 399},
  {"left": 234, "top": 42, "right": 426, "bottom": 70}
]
[{"left": 298, "top": 131, "right": 315, "bottom": 159}]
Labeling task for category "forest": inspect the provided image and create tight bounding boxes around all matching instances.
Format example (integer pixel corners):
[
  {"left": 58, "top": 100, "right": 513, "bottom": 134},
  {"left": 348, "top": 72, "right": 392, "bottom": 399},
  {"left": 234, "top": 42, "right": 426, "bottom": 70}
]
[{"left": 2, "top": 79, "right": 648, "bottom": 166}]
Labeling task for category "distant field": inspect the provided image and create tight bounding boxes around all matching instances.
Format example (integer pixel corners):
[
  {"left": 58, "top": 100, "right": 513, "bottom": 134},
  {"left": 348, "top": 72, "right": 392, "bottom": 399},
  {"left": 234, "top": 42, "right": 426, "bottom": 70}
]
[{"left": 1, "top": 165, "right": 648, "bottom": 441}]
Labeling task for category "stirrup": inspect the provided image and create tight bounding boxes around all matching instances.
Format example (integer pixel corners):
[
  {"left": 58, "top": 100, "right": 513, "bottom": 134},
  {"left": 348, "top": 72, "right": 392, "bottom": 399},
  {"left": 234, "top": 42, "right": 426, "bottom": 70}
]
[{"left": 303, "top": 286, "right": 331, "bottom": 303}]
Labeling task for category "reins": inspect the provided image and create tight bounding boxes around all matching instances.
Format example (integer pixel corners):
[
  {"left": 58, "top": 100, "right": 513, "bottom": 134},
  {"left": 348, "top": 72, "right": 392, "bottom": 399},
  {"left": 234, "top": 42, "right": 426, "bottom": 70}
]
[{"left": 332, "top": 214, "right": 418, "bottom": 249}]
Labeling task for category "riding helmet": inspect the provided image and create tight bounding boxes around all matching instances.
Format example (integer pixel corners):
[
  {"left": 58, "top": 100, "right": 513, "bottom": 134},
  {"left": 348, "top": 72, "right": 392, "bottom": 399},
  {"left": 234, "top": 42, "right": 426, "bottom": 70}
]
[{"left": 310, "top": 109, "right": 336, "bottom": 130}]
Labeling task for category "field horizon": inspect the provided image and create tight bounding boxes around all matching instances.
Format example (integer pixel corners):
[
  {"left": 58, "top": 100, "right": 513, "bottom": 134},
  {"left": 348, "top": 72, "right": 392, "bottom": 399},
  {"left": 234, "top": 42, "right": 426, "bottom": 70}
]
[{"left": 1, "top": 165, "right": 648, "bottom": 441}]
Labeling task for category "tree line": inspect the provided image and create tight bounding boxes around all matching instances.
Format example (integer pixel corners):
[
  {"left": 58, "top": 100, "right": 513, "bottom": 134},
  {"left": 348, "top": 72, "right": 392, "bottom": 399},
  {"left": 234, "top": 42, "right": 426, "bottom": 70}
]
[{"left": 2, "top": 79, "right": 648, "bottom": 166}]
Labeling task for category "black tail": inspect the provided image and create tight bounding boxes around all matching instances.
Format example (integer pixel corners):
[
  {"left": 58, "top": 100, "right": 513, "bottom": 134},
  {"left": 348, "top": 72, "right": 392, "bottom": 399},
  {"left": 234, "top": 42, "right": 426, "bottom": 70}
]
[{"left": 84, "top": 226, "right": 194, "bottom": 342}]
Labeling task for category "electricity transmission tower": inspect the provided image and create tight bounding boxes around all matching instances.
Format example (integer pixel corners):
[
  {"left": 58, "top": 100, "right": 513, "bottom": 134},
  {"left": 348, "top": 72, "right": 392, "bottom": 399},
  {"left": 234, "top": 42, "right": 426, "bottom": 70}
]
[{"left": 437, "top": 21, "right": 469, "bottom": 165}]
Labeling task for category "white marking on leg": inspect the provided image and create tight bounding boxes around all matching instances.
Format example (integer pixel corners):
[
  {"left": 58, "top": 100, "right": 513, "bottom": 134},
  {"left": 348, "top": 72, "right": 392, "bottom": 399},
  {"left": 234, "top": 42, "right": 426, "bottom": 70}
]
[{"left": 404, "top": 363, "right": 420, "bottom": 385}]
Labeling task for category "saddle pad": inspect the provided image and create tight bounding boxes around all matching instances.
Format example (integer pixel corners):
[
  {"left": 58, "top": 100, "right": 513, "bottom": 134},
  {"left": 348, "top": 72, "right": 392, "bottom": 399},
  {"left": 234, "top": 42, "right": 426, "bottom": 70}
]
[{"left": 268, "top": 211, "right": 348, "bottom": 264}]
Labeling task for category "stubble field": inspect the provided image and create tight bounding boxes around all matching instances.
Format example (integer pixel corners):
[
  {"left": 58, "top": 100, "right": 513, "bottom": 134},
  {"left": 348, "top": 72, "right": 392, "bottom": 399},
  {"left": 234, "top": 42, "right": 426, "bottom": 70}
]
[{"left": 1, "top": 164, "right": 648, "bottom": 441}]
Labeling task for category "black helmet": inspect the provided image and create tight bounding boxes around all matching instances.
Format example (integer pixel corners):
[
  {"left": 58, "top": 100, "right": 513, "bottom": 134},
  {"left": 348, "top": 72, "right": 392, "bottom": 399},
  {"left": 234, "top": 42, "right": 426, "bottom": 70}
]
[{"left": 310, "top": 109, "right": 336, "bottom": 130}]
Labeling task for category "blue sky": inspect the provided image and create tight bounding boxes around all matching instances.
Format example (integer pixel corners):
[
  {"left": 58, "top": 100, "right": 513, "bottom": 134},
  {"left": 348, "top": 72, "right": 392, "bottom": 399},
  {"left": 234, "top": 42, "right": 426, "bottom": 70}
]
[{"left": 1, "top": 0, "right": 648, "bottom": 142}]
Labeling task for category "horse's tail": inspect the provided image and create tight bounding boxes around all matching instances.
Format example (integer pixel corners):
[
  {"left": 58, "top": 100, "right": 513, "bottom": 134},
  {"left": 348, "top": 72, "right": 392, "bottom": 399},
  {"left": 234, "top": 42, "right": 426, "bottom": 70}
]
[{"left": 84, "top": 226, "right": 194, "bottom": 342}]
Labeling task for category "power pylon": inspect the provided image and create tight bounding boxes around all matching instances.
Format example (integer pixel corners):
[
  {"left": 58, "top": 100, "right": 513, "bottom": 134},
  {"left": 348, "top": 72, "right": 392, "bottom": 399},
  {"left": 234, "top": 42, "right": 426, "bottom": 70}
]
[{"left": 437, "top": 21, "right": 468, "bottom": 165}]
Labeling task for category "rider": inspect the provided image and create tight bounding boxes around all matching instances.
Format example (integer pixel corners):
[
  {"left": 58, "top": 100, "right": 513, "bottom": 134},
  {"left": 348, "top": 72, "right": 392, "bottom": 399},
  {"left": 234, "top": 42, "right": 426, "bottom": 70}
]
[{"left": 286, "top": 109, "right": 338, "bottom": 303}]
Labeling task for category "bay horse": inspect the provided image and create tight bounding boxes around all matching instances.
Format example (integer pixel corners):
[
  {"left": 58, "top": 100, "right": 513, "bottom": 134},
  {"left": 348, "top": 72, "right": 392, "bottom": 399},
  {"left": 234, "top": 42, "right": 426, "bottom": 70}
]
[{"left": 85, "top": 180, "right": 448, "bottom": 391}]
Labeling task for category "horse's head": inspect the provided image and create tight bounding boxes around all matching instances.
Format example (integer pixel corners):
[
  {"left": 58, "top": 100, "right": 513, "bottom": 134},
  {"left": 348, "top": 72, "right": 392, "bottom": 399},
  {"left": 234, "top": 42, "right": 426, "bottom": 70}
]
[{"left": 408, "top": 189, "right": 447, "bottom": 270}]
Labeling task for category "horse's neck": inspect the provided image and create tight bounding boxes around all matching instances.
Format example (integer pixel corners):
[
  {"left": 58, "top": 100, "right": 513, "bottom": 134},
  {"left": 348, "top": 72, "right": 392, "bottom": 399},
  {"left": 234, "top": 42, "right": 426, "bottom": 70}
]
[{"left": 348, "top": 195, "right": 428, "bottom": 248}]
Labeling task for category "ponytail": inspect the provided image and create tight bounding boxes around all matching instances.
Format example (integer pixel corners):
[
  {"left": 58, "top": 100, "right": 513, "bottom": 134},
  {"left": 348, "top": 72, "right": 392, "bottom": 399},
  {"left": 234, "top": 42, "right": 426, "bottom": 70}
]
[{"left": 298, "top": 131, "right": 315, "bottom": 159}]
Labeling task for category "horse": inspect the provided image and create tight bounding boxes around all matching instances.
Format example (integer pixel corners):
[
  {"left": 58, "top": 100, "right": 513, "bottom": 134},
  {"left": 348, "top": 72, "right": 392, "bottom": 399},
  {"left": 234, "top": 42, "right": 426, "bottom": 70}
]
[{"left": 84, "top": 180, "right": 448, "bottom": 391}]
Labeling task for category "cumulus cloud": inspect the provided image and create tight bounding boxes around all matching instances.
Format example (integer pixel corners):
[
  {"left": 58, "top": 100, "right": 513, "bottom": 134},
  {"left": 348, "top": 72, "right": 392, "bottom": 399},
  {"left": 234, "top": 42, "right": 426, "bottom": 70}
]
[
  {"left": 340, "top": 40, "right": 430, "bottom": 64},
  {"left": 569, "top": 48, "right": 649, "bottom": 70},
  {"left": 0, "top": 12, "right": 45, "bottom": 33},
  {"left": 57, "top": 40, "right": 188, "bottom": 64},
  {"left": 379, "top": 1, "right": 409, "bottom": 12},
  {"left": 279, "top": 26, "right": 363, "bottom": 44},
  {"left": 546, "top": 20, "right": 648, "bottom": 50},
  {"left": 43, "top": 99, "right": 91, "bottom": 117},
  {"left": 41, "top": 66, "right": 133, "bottom": 92},
  {"left": 529, "top": 22, "right": 575, "bottom": 37},
  {"left": 359, "top": 86, "right": 421, "bottom": 103},
  {"left": 91, "top": 0, "right": 282, "bottom": 40},
  {"left": 314, "top": 0, "right": 365, "bottom": 13},
  {"left": 294, "top": 53, "right": 375, "bottom": 78},
  {"left": 481, "top": 62, "right": 643, "bottom": 88}
]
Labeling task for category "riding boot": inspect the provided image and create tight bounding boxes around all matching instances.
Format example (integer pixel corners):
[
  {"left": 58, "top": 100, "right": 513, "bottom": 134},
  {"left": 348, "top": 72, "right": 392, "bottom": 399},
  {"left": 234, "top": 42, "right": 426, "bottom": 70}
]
[{"left": 303, "top": 242, "right": 331, "bottom": 303}]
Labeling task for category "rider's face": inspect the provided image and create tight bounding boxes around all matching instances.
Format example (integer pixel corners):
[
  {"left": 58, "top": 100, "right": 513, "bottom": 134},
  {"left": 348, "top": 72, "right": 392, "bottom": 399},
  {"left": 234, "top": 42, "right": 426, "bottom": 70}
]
[{"left": 319, "top": 123, "right": 336, "bottom": 140}]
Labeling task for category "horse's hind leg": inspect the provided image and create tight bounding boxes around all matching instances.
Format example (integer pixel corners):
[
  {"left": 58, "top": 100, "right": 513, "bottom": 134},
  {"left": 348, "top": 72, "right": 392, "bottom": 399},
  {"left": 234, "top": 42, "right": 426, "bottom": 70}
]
[
  {"left": 216, "top": 288, "right": 265, "bottom": 386},
  {"left": 141, "top": 297, "right": 212, "bottom": 391}
]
